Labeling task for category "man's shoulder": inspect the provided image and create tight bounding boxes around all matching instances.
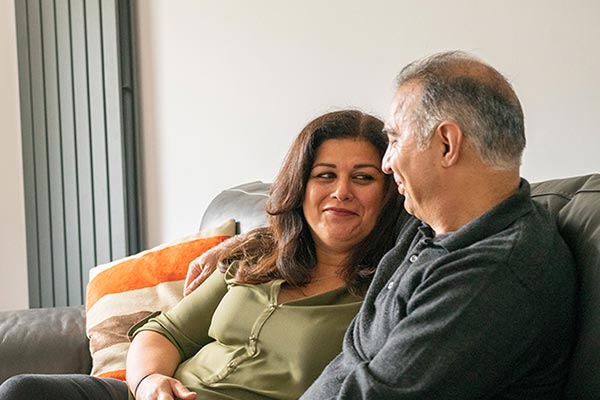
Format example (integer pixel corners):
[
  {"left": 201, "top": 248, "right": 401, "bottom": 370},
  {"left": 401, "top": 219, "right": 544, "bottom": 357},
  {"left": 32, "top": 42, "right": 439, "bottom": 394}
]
[
  {"left": 485, "top": 198, "right": 575, "bottom": 294},
  {"left": 440, "top": 192, "right": 574, "bottom": 292}
]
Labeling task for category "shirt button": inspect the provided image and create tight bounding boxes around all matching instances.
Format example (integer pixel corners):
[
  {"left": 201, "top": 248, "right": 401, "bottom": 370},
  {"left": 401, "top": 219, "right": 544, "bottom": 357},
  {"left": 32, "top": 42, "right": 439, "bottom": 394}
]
[
  {"left": 409, "top": 254, "right": 418, "bottom": 263},
  {"left": 387, "top": 281, "right": 394, "bottom": 290}
]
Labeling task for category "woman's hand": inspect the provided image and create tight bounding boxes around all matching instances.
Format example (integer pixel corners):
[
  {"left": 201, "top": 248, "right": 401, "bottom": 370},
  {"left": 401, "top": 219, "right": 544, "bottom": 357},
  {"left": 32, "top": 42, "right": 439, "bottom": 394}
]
[
  {"left": 135, "top": 373, "right": 197, "bottom": 400},
  {"left": 126, "top": 331, "right": 183, "bottom": 399},
  {"left": 183, "top": 246, "right": 221, "bottom": 296}
]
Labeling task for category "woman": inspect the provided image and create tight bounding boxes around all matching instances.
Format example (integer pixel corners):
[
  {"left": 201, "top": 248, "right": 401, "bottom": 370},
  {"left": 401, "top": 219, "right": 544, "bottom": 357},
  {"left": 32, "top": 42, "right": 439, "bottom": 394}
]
[{"left": 0, "top": 110, "right": 405, "bottom": 400}]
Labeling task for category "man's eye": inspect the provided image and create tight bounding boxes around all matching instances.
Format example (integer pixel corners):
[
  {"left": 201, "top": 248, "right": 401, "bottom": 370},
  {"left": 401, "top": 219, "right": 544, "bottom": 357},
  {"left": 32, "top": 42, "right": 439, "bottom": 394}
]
[{"left": 388, "top": 140, "right": 403, "bottom": 151}]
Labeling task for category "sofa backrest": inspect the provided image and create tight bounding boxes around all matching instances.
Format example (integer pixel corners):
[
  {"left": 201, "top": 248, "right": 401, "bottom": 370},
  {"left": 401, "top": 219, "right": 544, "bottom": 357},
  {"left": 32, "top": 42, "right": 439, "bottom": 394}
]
[
  {"left": 530, "top": 174, "right": 600, "bottom": 399},
  {"left": 200, "top": 181, "right": 270, "bottom": 234},
  {"left": 200, "top": 175, "right": 600, "bottom": 397}
]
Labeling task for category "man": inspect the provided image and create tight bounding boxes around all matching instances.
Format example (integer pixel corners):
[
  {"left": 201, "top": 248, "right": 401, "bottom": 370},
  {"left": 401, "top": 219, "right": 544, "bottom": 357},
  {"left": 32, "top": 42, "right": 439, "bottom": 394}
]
[{"left": 300, "top": 51, "right": 576, "bottom": 399}]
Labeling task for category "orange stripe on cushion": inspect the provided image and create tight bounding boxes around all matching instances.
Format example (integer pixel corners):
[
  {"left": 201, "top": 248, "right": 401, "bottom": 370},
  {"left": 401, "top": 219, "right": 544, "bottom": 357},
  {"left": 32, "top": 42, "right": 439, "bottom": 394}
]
[
  {"left": 98, "top": 369, "right": 126, "bottom": 381},
  {"left": 86, "top": 235, "right": 228, "bottom": 310}
]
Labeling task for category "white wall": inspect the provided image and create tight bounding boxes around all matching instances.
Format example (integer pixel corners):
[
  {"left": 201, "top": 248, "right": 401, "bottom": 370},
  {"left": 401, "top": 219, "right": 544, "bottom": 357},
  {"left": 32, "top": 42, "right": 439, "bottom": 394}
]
[
  {"left": 136, "top": 0, "right": 600, "bottom": 247},
  {"left": 0, "top": 0, "right": 28, "bottom": 311}
]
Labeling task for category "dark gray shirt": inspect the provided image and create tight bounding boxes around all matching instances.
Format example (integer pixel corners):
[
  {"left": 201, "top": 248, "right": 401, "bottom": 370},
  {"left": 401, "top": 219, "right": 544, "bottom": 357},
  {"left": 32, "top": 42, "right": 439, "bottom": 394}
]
[{"left": 302, "top": 180, "right": 576, "bottom": 399}]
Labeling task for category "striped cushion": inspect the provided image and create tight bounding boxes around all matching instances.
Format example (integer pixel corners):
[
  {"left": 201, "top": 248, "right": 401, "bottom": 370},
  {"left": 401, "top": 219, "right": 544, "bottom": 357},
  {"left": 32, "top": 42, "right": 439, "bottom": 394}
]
[{"left": 85, "top": 219, "right": 235, "bottom": 380}]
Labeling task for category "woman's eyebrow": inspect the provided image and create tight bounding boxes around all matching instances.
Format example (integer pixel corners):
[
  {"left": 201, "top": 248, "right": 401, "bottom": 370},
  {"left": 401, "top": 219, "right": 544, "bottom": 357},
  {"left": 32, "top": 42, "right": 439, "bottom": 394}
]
[
  {"left": 312, "top": 163, "right": 336, "bottom": 169},
  {"left": 312, "top": 163, "right": 381, "bottom": 170},
  {"left": 354, "top": 164, "right": 382, "bottom": 170}
]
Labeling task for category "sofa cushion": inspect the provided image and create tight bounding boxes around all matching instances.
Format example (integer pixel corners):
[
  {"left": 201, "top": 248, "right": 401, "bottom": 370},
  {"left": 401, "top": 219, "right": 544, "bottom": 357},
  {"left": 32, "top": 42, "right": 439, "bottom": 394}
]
[
  {"left": 0, "top": 305, "right": 91, "bottom": 382},
  {"left": 531, "top": 174, "right": 600, "bottom": 399},
  {"left": 85, "top": 219, "right": 235, "bottom": 381}
]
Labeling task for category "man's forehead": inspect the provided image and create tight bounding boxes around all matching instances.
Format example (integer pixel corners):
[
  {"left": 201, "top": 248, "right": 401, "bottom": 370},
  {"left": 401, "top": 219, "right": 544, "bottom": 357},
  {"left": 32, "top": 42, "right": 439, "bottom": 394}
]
[
  {"left": 393, "top": 83, "right": 422, "bottom": 110},
  {"left": 384, "top": 83, "right": 421, "bottom": 132},
  {"left": 383, "top": 110, "right": 402, "bottom": 136}
]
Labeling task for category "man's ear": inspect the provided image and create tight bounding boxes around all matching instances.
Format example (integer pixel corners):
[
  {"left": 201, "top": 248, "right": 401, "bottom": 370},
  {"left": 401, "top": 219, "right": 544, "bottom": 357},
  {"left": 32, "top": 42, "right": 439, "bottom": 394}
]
[{"left": 435, "top": 121, "right": 462, "bottom": 167}]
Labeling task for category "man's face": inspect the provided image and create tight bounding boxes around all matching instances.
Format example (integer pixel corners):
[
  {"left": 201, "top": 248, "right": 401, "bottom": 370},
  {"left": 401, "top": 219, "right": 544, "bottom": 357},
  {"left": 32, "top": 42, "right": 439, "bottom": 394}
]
[{"left": 382, "top": 83, "right": 439, "bottom": 222}]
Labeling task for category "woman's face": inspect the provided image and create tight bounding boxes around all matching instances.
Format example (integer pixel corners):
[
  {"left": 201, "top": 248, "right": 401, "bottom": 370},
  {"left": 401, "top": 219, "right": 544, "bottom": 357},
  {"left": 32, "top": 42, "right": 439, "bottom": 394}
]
[{"left": 302, "top": 138, "right": 386, "bottom": 256}]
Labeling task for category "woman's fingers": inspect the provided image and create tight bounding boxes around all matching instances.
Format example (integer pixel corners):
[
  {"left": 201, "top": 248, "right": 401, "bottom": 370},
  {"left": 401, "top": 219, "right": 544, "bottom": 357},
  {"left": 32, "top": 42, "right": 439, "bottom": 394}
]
[{"left": 170, "top": 379, "right": 197, "bottom": 400}]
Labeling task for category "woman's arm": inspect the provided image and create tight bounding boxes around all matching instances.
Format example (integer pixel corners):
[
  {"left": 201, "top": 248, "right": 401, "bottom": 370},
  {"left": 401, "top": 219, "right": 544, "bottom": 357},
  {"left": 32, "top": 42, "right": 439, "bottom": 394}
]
[{"left": 126, "top": 330, "right": 196, "bottom": 399}]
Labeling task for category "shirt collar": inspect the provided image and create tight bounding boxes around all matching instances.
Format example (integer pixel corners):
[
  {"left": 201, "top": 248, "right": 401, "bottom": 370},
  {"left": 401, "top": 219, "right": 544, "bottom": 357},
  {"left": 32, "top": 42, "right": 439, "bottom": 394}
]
[{"left": 421, "top": 179, "right": 533, "bottom": 252}]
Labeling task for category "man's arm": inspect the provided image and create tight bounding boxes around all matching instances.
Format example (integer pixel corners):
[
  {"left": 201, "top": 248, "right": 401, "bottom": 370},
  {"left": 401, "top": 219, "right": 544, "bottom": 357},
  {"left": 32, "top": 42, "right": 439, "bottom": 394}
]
[
  {"left": 304, "top": 261, "right": 542, "bottom": 399},
  {"left": 184, "top": 232, "right": 249, "bottom": 296}
]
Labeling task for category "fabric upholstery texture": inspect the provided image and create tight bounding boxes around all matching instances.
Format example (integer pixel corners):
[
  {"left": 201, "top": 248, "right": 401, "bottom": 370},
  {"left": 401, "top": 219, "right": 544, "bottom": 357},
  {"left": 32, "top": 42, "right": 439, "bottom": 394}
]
[{"left": 85, "top": 219, "right": 235, "bottom": 380}]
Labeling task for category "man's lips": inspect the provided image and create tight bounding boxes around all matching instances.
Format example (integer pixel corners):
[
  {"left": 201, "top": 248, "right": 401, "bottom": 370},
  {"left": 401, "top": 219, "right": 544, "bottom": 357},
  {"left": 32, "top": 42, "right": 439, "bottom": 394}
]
[
  {"left": 324, "top": 207, "right": 358, "bottom": 216},
  {"left": 394, "top": 176, "right": 405, "bottom": 194}
]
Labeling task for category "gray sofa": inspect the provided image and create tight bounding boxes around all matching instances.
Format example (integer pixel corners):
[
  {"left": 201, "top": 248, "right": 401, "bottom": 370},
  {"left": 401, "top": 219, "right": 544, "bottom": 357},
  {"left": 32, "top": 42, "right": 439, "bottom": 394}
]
[{"left": 0, "top": 176, "right": 598, "bottom": 399}]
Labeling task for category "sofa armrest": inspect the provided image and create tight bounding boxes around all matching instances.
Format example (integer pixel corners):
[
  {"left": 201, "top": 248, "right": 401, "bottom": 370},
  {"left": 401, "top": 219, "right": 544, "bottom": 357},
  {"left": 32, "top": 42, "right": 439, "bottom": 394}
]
[{"left": 0, "top": 305, "right": 92, "bottom": 383}]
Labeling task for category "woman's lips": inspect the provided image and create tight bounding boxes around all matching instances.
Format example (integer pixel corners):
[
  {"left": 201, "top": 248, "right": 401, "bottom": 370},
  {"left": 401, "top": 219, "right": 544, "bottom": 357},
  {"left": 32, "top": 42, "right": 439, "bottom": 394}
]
[{"left": 324, "top": 207, "right": 358, "bottom": 216}]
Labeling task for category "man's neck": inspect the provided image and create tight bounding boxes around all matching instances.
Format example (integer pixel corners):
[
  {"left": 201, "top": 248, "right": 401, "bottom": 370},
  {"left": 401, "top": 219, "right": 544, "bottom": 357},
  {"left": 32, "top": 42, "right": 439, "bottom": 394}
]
[{"left": 428, "top": 169, "right": 521, "bottom": 235}]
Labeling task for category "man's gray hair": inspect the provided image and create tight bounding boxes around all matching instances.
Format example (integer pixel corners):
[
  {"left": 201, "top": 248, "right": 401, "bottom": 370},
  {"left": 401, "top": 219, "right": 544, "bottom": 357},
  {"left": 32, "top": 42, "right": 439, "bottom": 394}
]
[{"left": 396, "top": 51, "right": 525, "bottom": 170}]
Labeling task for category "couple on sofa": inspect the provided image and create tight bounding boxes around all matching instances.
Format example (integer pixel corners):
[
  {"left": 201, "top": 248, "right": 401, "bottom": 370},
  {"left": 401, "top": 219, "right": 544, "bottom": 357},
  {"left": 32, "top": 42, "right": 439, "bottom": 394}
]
[{"left": 0, "top": 51, "right": 575, "bottom": 399}]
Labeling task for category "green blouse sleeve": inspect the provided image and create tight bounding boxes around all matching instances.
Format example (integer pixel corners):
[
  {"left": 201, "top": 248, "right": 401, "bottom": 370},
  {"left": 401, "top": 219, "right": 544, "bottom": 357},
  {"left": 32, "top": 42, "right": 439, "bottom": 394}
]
[{"left": 129, "top": 270, "right": 229, "bottom": 360}]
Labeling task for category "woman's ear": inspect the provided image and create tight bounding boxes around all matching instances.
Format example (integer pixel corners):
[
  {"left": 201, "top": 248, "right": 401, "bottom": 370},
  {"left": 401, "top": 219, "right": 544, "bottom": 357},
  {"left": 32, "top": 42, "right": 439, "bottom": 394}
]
[{"left": 435, "top": 121, "right": 462, "bottom": 167}]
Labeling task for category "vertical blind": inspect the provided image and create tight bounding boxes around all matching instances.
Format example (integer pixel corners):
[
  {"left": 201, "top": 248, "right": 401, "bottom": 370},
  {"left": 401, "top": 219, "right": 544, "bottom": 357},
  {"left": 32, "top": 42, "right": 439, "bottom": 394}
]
[{"left": 14, "top": 0, "right": 141, "bottom": 308}]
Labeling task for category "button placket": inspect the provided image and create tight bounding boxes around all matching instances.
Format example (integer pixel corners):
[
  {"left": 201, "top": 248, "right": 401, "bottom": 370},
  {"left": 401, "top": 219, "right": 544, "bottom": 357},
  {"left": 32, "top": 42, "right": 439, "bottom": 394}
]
[
  {"left": 243, "top": 298, "right": 279, "bottom": 360},
  {"left": 219, "top": 288, "right": 282, "bottom": 380},
  {"left": 248, "top": 335, "right": 258, "bottom": 356}
]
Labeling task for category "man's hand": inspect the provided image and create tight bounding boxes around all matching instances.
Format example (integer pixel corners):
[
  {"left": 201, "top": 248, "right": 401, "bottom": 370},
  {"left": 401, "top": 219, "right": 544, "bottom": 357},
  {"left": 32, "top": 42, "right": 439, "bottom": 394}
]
[
  {"left": 183, "top": 229, "right": 258, "bottom": 296},
  {"left": 135, "top": 373, "right": 197, "bottom": 400},
  {"left": 183, "top": 246, "right": 221, "bottom": 296}
]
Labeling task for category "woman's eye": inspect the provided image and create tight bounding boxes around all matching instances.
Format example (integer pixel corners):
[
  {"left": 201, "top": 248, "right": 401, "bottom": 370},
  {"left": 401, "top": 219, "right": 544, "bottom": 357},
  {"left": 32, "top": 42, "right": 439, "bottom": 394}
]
[
  {"left": 315, "top": 172, "right": 335, "bottom": 179},
  {"left": 354, "top": 174, "right": 375, "bottom": 182}
]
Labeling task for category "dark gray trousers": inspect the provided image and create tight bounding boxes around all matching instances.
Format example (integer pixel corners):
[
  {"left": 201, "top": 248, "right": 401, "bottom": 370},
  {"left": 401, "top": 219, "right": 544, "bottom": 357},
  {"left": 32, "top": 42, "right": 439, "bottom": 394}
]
[{"left": 0, "top": 374, "right": 129, "bottom": 400}]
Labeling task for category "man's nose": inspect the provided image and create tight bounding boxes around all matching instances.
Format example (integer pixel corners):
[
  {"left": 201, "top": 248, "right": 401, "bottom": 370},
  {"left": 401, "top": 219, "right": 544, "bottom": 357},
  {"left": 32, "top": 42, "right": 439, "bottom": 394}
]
[{"left": 382, "top": 146, "right": 393, "bottom": 174}]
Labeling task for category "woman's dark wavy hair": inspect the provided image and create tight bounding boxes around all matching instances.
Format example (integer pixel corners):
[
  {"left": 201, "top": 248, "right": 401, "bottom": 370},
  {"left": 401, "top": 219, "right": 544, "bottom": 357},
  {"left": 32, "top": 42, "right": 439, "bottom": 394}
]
[{"left": 219, "top": 110, "right": 404, "bottom": 298}]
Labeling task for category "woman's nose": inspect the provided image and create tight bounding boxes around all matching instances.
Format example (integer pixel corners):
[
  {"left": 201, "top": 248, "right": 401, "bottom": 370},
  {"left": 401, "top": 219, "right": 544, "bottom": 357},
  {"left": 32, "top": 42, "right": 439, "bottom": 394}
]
[{"left": 332, "top": 179, "right": 353, "bottom": 201}]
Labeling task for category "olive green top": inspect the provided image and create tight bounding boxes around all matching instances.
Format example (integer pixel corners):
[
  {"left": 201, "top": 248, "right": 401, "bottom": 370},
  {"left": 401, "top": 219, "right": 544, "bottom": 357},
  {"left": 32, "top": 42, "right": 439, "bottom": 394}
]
[{"left": 130, "top": 270, "right": 362, "bottom": 400}]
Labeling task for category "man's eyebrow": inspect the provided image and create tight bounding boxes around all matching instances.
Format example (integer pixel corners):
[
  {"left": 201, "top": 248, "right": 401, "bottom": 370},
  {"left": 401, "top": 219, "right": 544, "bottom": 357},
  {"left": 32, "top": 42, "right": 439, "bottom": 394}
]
[{"left": 382, "top": 127, "right": 397, "bottom": 137}]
